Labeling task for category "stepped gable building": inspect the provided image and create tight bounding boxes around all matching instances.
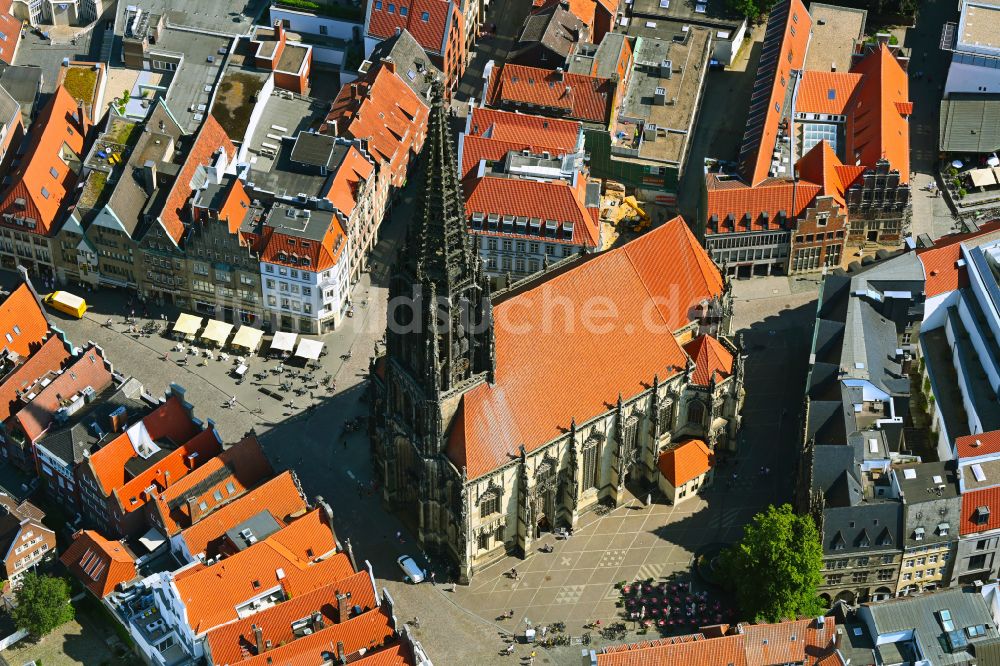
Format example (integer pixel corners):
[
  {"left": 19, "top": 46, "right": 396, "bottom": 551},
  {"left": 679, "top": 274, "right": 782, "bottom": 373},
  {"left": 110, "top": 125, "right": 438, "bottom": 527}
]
[{"left": 370, "top": 83, "right": 743, "bottom": 581}]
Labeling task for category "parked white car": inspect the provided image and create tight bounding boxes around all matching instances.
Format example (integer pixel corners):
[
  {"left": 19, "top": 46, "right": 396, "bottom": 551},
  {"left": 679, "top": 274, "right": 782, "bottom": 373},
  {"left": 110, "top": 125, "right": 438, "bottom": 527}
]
[{"left": 397, "top": 555, "right": 426, "bottom": 584}]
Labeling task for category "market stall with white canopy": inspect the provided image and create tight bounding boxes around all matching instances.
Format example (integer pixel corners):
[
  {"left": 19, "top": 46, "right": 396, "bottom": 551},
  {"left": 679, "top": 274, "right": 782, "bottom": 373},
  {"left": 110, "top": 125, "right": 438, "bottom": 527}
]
[
  {"left": 200, "top": 319, "right": 233, "bottom": 346},
  {"left": 294, "top": 338, "right": 324, "bottom": 361},
  {"left": 172, "top": 313, "right": 203, "bottom": 340},
  {"left": 270, "top": 331, "right": 298, "bottom": 354},
  {"left": 230, "top": 325, "right": 264, "bottom": 352}
]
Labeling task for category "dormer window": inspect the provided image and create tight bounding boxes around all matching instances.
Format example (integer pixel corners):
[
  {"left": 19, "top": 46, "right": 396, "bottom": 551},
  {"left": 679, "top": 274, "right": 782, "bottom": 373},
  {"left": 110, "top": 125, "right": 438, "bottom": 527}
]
[
  {"left": 976, "top": 506, "right": 991, "bottom": 525},
  {"left": 913, "top": 527, "right": 924, "bottom": 541}
]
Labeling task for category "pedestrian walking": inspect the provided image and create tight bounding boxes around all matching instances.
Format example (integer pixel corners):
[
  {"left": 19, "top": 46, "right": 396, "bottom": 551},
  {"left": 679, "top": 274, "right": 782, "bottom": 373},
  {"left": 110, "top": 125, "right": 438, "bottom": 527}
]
[{"left": 431, "top": 572, "right": 436, "bottom": 585}]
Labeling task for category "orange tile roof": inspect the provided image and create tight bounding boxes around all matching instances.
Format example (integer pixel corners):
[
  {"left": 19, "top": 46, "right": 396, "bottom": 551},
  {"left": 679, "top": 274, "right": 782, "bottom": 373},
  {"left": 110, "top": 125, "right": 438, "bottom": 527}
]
[
  {"left": 598, "top": 634, "right": 747, "bottom": 666},
  {"left": 367, "top": 0, "right": 453, "bottom": 55},
  {"left": 740, "top": 0, "right": 811, "bottom": 186},
  {"left": 60, "top": 530, "right": 136, "bottom": 598},
  {"left": 326, "top": 144, "right": 375, "bottom": 217},
  {"left": 86, "top": 396, "right": 201, "bottom": 496},
  {"left": 795, "top": 71, "right": 862, "bottom": 116},
  {"left": 326, "top": 67, "right": 429, "bottom": 186},
  {"left": 0, "top": 0, "right": 20, "bottom": 65},
  {"left": 962, "top": 487, "right": 1000, "bottom": 535},
  {"left": 657, "top": 439, "right": 713, "bottom": 487},
  {"left": 159, "top": 115, "right": 235, "bottom": 244},
  {"left": 846, "top": 45, "right": 910, "bottom": 184},
  {"left": 236, "top": 605, "right": 399, "bottom": 666},
  {"left": 683, "top": 335, "right": 734, "bottom": 386},
  {"left": 114, "top": 428, "right": 223, "bottom": 515},
  {"left": 0, "top": 283, "right": 49, "bottom": 359},
  {"left": 259, "top": 213, "right": 347, "bottom": 273},
  {"left": 743, "top": 618, "right": 838, "bottom": 666},
  {"left": 14, "top": 347, "right": 113, "bottom": 442},
  {"left": 794, "top": 141, "right": 864, "bottom": 209},
  {"left": 917, "top": 220, "right": 1000, "bottom": 297},
  {"left": 0, "top": 336, "right": 70, "bottom": 423},
  {"left": 957, "top": 430, "right": 1000, "bottom": 459},
  {"left": 0, "top": 86, "right": 86, "bottom": 236},
  {"left": 464, "top": 176, "right": 600, "bottom": 247},
  {"left": 350, "top": 643, "right": 415, "bottom": 666},
  {"left": 489, "top": 63, "right": 614, "bottom": 125},
  {"left": 152, "top": 434, "right": 272, "bottom": 535},
  {"left": 447, "top": 218, "right": 723, "bottom": 478},
  {"left": 174, "top": 509, "right": 355, "bottom": 634},
  {"left": 179, "top": 470, "right": 307, "bottom": 557},
  {"left": 205, "top": 571, "right": 378, "bottom": 665},
  {"left": 705, "top": 176, "right": 821, "bottom": 234},
  {"left": 468, "top": 107, "right": 581, "bottom": 148}
]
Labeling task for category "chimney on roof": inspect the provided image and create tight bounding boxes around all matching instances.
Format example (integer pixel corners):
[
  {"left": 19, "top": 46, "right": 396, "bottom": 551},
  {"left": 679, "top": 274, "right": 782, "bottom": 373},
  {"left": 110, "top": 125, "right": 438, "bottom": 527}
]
[
  {"left": 187, "top": 496, "right": 201, "bottom": 523},
  {"left": 311, "top": 611, "right": 325, "bottom": 632},
  {"left": 252, "top": 624, "right": 264, "bottom": 654},
  {"left": 336, "top": 641, "right": 346, "bottom": 665},
  {"left": 382, "top": 56, "right": 396, "bottom": 75},
  {"left": 273, "top": 20, "right": 284, "bottom": 42},
  {"left": 162, "top": 470, "right": 170, "bottom": 488},
  {"left": 336, "top": 591, "right": 351, "bottom": 622},
  {"left": 185, "top": 452, "right": 199, "bottom": 470},
  {"left": 142, "top": 160, "right": 158, "bottom": 194},
  {"left": 555, "top": 67, "right": 564, "bottom": 82}
]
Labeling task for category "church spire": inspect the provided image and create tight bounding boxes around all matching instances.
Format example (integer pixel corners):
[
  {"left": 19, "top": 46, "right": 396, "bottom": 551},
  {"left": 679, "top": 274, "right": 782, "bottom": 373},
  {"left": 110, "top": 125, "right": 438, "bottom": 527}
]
[{"left": 404, "top": 79, "right": 472, "bottom": 296}]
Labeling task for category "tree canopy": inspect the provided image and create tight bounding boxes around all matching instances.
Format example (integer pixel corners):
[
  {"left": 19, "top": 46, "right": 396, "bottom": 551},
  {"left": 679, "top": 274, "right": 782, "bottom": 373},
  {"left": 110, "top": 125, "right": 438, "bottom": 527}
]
[
  {"left": 721, "top": 504, "right": 825, "bottom": 623},
  {"left": 725, "top": 0, "right": 775, "bottom": 21},
  {"left": 12, "top": 573, "right": 75, "bottom": 638}
]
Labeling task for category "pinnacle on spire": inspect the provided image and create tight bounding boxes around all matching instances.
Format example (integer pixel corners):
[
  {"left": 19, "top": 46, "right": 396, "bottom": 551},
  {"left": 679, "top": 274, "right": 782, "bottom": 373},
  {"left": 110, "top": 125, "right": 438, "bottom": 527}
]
[{"left": 404, "top": 79, "right": 472, "bottom": 294}]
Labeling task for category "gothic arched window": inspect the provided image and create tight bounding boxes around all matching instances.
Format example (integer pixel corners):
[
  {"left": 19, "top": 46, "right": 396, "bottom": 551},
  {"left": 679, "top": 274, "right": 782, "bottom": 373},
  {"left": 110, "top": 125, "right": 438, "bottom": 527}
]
[{"left": 688, "top": 400, "right": 706, "bottom": 427}]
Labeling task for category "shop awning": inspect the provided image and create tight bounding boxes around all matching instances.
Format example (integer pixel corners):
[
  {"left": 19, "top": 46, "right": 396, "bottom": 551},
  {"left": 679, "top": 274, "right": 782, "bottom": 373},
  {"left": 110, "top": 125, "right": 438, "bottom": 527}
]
[
  {"left": 295, "top": 338, "right": 324, "bottom": 361},
  {"left": 270, "top": 331, "right": 298, "bottom": 353},
  {"left": 231, "top": 326, "right": 264, "bottom": 351},
  {"left": 172, "top": 313, "right": 203, "bottom": 337},
  {"left": 200, "top": 319, "right": 233, "bottom": 345}
]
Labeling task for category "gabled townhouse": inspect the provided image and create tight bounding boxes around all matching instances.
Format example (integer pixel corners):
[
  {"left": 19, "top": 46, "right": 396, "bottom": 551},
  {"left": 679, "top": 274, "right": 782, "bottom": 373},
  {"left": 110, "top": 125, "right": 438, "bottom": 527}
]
[
  {"left": 361, "top": 28, "right": 442, "bottom": 100},
  {"left": 75, "top": 388, "right": 220, "bottom": 537},
  {"left": 533, "top": 0, "right": 618, "bottom": 44},
  {"left": 485, "top": 62, "right": 618, "bottom": 128},
  {"left": 703, "top": 0, "right": 911, "bottom": 277},
  {"left": 0, "top": 494, "right": 55, "bottom": 588},
  {"left": 1, "top": 344, "right": 115, "bottom": 477},
  {"left": 60, "top": 529, "right": 138, "bottom": 598},
  {"left": 0, "top": 85, "right": 89, "bottom": 277},
  {"left": 146, "top": 434, "right": 273, "bottom": 538},
  {"left": 55, "top": 101, "right": 185, "bottom": 289},
  {"left": 0, "top": 280, "right": 51, "bottom": 359},
  {"left": 323, "top": 60, "right": 430, "bottom": 204},
  {"left": 954, "top": 431, "right": 1000, "bottom": 586},
  {"left": 33, "top": 377, "right": 152, "bottom": 512},
  {"left": 247, "top": 202, "right": 352, "bottom": 334},
  {"left": 173, "top": 469, "right": 307, "bottom": 562},
  {"left": 508, "top": 1, "right": 590, "bottom": 68},
  {"left": 363, "top": 0, "right": 469, "bottom": 91}
]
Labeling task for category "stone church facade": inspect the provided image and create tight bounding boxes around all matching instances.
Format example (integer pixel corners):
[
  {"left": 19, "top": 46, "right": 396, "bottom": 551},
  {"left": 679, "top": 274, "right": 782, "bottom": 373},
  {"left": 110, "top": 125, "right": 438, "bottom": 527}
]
[{"left": 369, "top": 83, "right": 746, "bottom": 582}]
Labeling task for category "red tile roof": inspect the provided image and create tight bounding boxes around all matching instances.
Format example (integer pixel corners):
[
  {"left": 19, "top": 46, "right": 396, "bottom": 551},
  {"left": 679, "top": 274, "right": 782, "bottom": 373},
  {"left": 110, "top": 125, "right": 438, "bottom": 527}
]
[
  {"left": 795, "top": 71, "right": 862, "bottom": 116},
  {"left": 846, "top": 45, "right": 910, "bottom": 184},
  {"left": 0, "top": 336, "right": 70, "bottom": 423},
  {"left": 367, "top": 0, "right": 453, "bottom": 55},
  {"left": 447, "top": 218, "right": 723, "bottom": 478},
  {"left": 740, "top": 0, "right": 812, "bottom": 186},
  {"left": 178, "top": 470, "right": 307, "bottom": 558},
  {"left": 350, "top": 643, "right": 415, "bottom": 666},
  {"left": 60, "top": 530, "right": 137, "bottom": 598},
  {"left": 464, "top": 176, "right": 600, "bottom": 247},
  {"left": 174, "top": 508, "right": 355, "bottom": 634},
  {"left": 488, "top": 63, "right": 614, "bottom": 125},
  {"left": 259, "top": 211, "right": 348, "bottom": 273},
  {"left": 86, "top": 396, "right": 202, "bottom": 496},
  {"left": 705, "top": 175, "right": 821, "bottom": 234},
  {"left": 466, "top": 107, "right": 581, "bottom": 152},
  {"left": 327, "top": 145, "right": 375, "bottom": 217},
  {"left": 917, "top": 221, "right": 1000, "bottom": 297},
  {"left": 326, "top": 67, "right": 429, "bottom": 187},
  {"left": 151, "top": 434, "right": 272, "bottom": 535},
  {"left": 596, "top": 618, "right": 838, "bottom": 666},
  {"left": 683, "top": 335, "right": 734, "bottom": 386},
  {"left": 0, "top": 283, "right": 49, "bottom": 359},
  {"left": 961, "top": 487, "right": 1000, "bottom": 535},
  {"left": 533, "top": 0, "right": 597, "bottom": 28},
  {"left": 794, "top": 141, "right": 864, "bottom": 209},
  {"left": 14, "top": 346, "right": 113, "bottom": 442},
  {"left": 0, "top": 0, "right": 20, "bottom": 65},
  {"left": 657, "top": 439, "right": 713, "bottom": 487},
  {"left": 237, "top": 605, "right": 399, "bottom": 666},
  {"left": 160, "top": 115, "right": 235, "bottom": 244},
  {"left": 957, "top": 430, "right": 1000, "bottom": 459},
  {"left": 204, "top": 571, "right": 378, "bottom": 665},
  {"left": 0, "top": 86, "right": 86, "bottom": 236}
]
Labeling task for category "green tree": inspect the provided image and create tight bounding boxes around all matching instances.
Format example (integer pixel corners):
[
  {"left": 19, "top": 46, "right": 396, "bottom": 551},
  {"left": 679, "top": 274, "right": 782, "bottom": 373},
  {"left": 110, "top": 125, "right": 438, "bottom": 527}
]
[
  {"left": 726, "top": 0, "right": 762, "bottom": 20},
  {"left": 721, "top": 504, "right": 825, "bottom": 623},
  {"left": 12, "top": 573, "right": 75, "bottom": 638}
]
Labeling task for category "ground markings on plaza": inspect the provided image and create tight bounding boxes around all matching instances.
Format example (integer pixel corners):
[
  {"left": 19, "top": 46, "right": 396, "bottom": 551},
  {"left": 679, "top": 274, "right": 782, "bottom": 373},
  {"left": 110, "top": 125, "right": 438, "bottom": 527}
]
[
  {"left": 553, "top": 585, "right": 586, "bottom": 605},
  {"left": 633, "top": 561, "right": 667, "bottom": 582},
  {"left": 598, "top": 549, "right": 627, "bottom": 568}
]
